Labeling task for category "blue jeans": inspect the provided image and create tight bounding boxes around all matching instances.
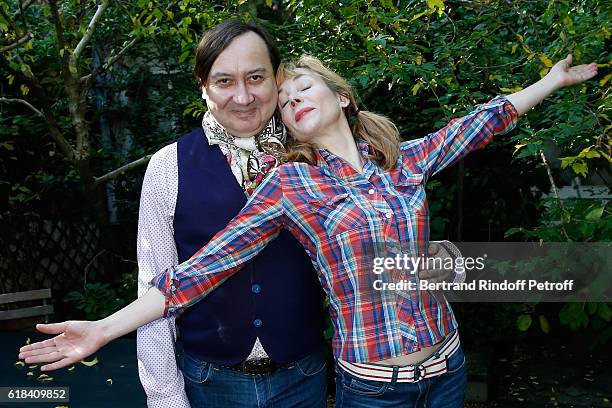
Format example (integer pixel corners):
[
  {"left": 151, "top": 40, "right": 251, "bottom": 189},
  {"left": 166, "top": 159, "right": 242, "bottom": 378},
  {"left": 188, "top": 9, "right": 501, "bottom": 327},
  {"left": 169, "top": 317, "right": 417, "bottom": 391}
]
[
  {"left": 335, "top": 346, "right": 467, "bottom": 407},
  {"left": 183, "top": 349, "right": 328, "bottom": 408}
]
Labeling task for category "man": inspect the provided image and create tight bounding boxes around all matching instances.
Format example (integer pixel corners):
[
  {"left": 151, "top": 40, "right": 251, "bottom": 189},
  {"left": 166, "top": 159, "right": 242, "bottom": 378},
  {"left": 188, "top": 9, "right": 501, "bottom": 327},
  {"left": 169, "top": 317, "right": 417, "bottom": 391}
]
[
  {"left": 136, "top": 21, "right": 327, "bottom": 407},
  {"left": 136, "top": 20, "right": 459, "bottom": 408}
]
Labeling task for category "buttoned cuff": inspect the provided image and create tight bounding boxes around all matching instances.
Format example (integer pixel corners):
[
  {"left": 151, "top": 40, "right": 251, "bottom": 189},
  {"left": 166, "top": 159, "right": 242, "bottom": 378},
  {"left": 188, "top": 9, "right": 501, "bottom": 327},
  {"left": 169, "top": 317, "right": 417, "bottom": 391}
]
[{"left": 149, "top": 267, "right": 181, "bottom": 318}]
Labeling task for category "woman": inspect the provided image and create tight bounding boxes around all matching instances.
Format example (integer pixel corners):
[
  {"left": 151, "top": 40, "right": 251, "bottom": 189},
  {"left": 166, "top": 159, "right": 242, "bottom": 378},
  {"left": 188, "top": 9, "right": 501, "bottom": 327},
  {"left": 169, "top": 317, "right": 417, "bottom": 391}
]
[{"left": 20, "top": 54, "right": 596, "bottom": 406}]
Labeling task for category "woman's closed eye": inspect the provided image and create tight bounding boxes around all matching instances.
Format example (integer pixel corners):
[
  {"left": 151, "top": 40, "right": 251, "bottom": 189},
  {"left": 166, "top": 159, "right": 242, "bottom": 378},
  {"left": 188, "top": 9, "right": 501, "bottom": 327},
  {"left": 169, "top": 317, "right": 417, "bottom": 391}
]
[{"left": 280, "top": 86, "right": 312, "bottom": 108}]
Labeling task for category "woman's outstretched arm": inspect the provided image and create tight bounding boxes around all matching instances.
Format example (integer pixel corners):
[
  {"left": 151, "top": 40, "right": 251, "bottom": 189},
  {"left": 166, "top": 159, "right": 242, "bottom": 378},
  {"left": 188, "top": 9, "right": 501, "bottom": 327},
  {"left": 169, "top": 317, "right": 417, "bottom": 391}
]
[
  {"left": 19, "top": 287, "right": 166, "bottom": 371},
  {"left": 506, "top": 54, "right": 597, "bottom": 116}
]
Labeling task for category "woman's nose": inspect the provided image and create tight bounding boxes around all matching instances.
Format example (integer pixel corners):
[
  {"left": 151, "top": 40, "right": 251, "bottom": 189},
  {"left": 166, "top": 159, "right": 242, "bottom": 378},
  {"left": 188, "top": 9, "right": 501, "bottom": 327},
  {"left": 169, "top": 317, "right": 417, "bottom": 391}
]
[{"left": 290, "top": 96, "right": 302, "bottom": 107}]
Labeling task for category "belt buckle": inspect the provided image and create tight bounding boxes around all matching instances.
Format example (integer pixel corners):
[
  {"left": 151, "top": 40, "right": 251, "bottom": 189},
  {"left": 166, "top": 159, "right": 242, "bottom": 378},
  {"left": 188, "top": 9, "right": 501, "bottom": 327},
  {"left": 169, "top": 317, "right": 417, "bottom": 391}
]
[
  {"left": 414, "top": 364, "right": 426, "bottom": 381},
  {"left": 243, "top": 358, "right": 276, "bottom": 375}
]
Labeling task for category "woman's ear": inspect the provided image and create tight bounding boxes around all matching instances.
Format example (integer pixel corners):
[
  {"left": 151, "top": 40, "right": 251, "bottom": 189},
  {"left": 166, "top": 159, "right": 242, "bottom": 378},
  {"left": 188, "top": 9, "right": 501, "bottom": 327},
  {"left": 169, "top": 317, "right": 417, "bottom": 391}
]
[{"left": 338, "top": 94, "right": 350, "bottom": 108}]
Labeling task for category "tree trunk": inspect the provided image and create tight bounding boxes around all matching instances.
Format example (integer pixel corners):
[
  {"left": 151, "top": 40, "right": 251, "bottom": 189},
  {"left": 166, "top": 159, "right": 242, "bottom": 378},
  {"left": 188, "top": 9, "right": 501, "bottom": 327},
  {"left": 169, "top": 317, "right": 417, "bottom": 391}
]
[{"left": 65, "top": 72, "right": 116, "bottom": 250}]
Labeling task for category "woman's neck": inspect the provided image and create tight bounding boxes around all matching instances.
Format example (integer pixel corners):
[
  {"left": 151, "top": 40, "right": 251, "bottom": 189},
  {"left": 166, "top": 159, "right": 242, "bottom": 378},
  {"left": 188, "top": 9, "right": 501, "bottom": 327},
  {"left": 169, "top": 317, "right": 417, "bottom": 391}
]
[{"left": 314, "top": 122, "right": 363, "bottom": 173}]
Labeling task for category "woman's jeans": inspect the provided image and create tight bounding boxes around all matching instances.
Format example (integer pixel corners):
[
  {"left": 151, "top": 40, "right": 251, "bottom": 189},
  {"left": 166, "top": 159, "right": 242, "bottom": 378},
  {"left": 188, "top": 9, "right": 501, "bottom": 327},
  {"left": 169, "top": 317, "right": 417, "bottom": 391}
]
[
  {"left": 183, "top": 349, "right": 327, "bottom": 408},
  {"left": 335, "top": 346, "right": 467, "bottom": 407}
]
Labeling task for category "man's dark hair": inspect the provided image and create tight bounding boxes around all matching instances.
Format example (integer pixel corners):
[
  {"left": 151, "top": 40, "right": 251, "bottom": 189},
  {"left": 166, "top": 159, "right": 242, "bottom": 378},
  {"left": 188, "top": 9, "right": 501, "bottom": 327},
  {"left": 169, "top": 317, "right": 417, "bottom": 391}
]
[{"left": 193, "top": 20, "right": 281, "bottom": 87}]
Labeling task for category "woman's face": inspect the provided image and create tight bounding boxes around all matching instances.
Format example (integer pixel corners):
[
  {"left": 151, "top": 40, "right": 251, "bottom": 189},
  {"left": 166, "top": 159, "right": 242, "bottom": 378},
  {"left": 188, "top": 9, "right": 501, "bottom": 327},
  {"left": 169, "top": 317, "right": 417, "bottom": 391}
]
[{"left": 277, "top": 69, "right": 348, "bottom": 143}]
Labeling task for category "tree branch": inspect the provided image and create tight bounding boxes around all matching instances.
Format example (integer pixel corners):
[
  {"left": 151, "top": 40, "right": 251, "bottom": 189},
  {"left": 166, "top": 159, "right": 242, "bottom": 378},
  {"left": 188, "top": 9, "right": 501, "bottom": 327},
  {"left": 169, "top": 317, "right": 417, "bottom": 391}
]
[
  {"left": 0, "top": 97, "right": 44, "bottom": 117},
  {"left": 0, "top": 32, "right": 32, "bottom": 53},
  {"left": 14, "top": 0, "right": 36, "bottom": 19},
  {"left": 0, "top": 6, "right": 22, "bottom": 36},
  {"left": 81, "top": 37, "right": 138, "bottom": 82},
  {"left": 540, "top": 150, "right": 571, "bottom": 241},
  {"left": 94, "top": 154, "right": 152, "bottom": 185},
  {"left": 48, "top": 0, "right": 70, "bottom": 76},
  {"left": 0, "top": 46, "right": 75, "bottom": 161},
  {"left": 71, "top": 0, "right": 111, "bottom": 63}
]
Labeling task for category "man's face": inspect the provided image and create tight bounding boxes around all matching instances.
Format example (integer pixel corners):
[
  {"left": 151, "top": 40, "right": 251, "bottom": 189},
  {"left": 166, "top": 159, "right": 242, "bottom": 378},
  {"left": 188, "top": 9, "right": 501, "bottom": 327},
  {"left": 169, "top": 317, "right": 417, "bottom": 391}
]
[{"left": 203, "top": 32, "right": 278, "bottom": 138}]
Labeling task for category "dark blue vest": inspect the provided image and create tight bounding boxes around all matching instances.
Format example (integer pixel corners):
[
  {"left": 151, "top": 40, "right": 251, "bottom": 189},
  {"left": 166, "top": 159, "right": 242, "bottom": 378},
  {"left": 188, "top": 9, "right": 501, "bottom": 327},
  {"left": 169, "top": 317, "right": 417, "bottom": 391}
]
[{"left": 174, "top": 129, "right": 326, "bottom": 365}]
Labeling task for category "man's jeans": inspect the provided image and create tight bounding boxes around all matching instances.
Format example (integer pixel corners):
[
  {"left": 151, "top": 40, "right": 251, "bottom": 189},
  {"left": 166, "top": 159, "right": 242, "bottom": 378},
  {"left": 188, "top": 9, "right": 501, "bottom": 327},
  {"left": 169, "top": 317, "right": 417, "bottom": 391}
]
[
  {"left": 335, "top": 345, "right": 467, "bottom": 407},
  {"left": 183, "top": 349, "right": 327, "bottom": 408}
]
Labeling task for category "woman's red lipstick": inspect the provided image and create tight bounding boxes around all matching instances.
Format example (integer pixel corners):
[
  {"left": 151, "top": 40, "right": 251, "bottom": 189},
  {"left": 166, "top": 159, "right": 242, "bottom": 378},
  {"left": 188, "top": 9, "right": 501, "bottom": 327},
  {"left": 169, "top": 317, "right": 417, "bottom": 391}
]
[{"left": 295, "top": 107, "right": 314, "bottom": 122}]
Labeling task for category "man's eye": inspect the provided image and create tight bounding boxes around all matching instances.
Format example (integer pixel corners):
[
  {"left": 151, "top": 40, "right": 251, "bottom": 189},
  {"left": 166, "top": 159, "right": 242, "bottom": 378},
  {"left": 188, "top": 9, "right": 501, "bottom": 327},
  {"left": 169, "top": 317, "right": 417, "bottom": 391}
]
[
  {"left": 250, "top": 75, "right": 264, "bottom": 81},
  {"left": 300, "top": 85, "right": 311, "bottom": 91},
  {"left": 280, "top": 100, "right": 289, "bottom": 108},
  {"left": 217, "top": 79, "right": 231, "bottom": 85}
]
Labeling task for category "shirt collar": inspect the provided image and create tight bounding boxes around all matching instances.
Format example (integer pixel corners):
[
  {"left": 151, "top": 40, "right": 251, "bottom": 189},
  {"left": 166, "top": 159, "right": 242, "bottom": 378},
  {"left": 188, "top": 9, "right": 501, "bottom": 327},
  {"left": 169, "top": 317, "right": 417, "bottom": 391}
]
[{"left": 314, "top": 139, "right": 375, "bottom": 180}]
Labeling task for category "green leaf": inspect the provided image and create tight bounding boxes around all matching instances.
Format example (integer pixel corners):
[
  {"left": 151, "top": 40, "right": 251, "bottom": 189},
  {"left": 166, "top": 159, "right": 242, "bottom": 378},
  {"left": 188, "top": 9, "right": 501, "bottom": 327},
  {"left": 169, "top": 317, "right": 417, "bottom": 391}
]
[
  {"left": 426, "top": 0, "right": 445, "bottom": 13},
  {"left": 517, "top": 314, "right": 532, "bottom": 331},
  {"left": 584, "top": 205, "right": 604, "bottom": 221},
  {"left": 539, "top": 315, "right": 550, "bottom": 333},
  {"left": 597, "top": 304, "right": 612, "bottom": 322},
  {"left": 410, "top": 11, "right": 427, "bottom": 22},
  {"left": 578, "top": 148, "right": 600, "bottom": 159},
  {"left": 538, "top": 54, "right": 553, "bottom": 68},
  {"left": 571, "top": 161, "right": 588, "bottom": 177}
]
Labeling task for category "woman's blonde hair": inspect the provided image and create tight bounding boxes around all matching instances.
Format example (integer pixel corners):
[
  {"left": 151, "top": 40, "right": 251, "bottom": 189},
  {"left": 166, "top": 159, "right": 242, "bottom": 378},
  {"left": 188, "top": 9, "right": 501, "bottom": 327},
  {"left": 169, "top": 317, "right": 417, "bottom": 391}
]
[{"left": 276, "top": 55, "right": 400, "bottom": 170}]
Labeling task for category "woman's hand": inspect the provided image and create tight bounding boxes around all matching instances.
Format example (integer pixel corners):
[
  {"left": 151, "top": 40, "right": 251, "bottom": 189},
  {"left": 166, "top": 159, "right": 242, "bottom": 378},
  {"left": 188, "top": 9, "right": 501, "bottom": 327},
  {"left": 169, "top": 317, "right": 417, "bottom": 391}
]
[
  {"left": 18, "top": 320, "right": 108, "bottom": 371},
  {"left": 546, "top": 54, "right": 598, "bottom": 90},
  {"left": 506, "top": 54, "right": 598, "bottom": 116}
]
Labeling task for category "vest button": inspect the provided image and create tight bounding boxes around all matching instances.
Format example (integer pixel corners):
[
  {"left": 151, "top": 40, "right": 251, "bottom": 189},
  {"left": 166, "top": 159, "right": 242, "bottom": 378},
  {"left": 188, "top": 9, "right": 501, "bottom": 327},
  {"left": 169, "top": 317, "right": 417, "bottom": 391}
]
[
  {"left": 251, "top": 284, "right": 261, "bottom": 294},
  {"left": 253, "top": 319, "right": 263, "bottom": 328}
]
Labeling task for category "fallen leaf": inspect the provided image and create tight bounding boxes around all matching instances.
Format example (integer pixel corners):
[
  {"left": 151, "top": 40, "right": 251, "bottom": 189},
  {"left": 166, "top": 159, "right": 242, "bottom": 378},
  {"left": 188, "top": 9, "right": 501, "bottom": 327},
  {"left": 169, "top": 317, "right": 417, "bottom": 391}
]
[
  {"left": 106, "top": 378, "right": 113, "bottom": 385},
  {"left": 38, "top": 374, "right": 54, "bottom": 382},
  {"left": 68, "top": 366, "right": 75, "bottom": 372},
  {"left": 80, "top": 357, "right": 99, "bottom": 367},
  {"left": 14, "top": 361, "right": 25, "bottom": 367}
]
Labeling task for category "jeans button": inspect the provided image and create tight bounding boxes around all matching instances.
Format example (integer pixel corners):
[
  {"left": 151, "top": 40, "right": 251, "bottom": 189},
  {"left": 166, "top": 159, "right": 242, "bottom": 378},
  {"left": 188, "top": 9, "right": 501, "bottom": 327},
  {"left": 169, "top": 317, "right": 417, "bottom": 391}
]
[
  {"left": 253, "top": 319, "right": 263, "bottom": 328},
  {"left": 251, "top": 284, "right": 261, "bottom": 294}
]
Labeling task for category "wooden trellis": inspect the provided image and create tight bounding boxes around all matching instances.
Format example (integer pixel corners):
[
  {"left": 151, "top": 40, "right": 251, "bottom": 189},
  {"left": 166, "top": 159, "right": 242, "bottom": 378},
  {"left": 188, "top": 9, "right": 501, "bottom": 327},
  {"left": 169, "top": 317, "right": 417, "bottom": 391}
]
[{"left": 0, "top": 214, "right": 107, "bottom": 296}]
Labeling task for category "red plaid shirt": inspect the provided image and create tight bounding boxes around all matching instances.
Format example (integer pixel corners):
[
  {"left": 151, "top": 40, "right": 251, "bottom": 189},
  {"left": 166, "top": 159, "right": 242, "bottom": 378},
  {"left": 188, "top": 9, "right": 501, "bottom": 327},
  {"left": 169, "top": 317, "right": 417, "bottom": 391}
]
[{"left": 152, "top": 96, "right": 518, "bottom": 363}]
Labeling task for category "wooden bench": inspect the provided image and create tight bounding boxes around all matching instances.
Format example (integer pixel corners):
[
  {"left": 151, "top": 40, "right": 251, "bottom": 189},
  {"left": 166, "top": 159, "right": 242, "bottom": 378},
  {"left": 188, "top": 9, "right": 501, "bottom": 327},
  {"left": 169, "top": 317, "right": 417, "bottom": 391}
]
[{"left": 0, "top": 289, "right": 54, "bottom": 329}]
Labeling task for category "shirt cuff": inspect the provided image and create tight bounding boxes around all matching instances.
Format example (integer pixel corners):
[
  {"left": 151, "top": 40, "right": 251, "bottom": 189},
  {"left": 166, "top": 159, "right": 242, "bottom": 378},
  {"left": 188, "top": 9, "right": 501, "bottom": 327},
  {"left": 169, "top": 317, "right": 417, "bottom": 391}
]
[
  {"left": 149, "top": 267, "right": 181, "bottom": 318},
  {"left": 483, "top": 95, "right": 519, "bottom": 136},
  {"left": 146, "top": 391, "right": 191, "bottom": 408},
  {"left": 435, "top": 240, "right": 465, "bottom": 284}
]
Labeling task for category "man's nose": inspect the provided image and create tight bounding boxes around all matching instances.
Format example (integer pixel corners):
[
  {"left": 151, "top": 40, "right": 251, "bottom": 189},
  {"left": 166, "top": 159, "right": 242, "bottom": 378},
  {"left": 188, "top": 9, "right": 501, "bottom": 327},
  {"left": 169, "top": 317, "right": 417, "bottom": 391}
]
[{"left": 233, "top": 82, "right": 255, "bottom": 105}]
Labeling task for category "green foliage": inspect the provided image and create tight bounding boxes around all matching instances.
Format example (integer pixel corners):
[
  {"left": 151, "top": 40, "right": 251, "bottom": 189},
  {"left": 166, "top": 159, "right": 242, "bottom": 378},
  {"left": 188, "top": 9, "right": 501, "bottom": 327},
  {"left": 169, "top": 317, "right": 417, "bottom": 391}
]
[
  {"left": 64, "top": 271, "right": 137, "bottom": 320},
  {"left": 65, "top": 283, "right": 127, "bottom": 320},
  {"left": 1, "top": 0, "right": 610, "bottom": 338}
]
